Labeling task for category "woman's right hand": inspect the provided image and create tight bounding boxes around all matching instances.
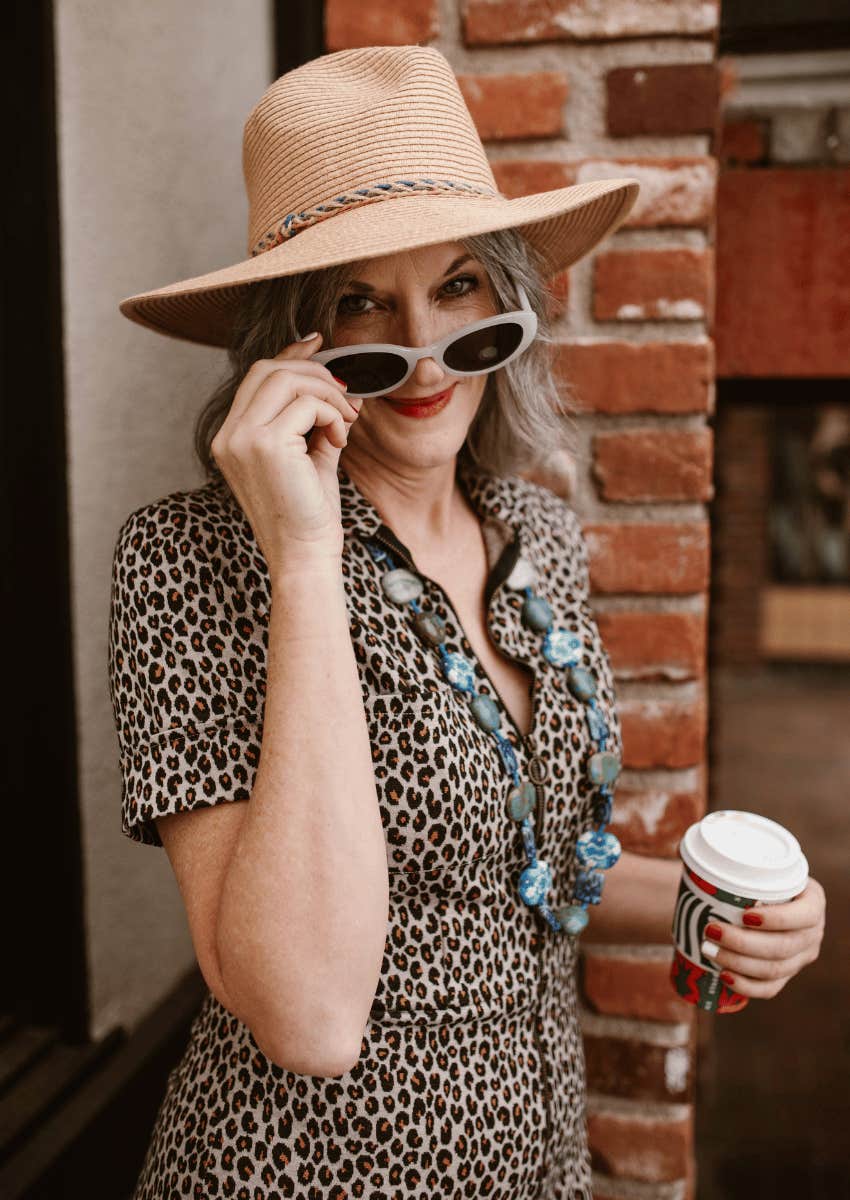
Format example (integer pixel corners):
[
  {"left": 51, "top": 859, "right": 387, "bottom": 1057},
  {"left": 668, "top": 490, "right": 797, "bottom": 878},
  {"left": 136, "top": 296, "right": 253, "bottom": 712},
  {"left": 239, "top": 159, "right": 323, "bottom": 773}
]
[{"left": 211, "top": 333, "right": 362, "bottom": 579}]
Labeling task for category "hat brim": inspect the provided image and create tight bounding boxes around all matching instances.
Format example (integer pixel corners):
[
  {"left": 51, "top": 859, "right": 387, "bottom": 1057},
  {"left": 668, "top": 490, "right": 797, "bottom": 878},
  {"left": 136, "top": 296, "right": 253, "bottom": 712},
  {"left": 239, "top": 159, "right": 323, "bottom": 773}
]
[{"left": 119, "top": 177, "right": 639, "bottom": 348}]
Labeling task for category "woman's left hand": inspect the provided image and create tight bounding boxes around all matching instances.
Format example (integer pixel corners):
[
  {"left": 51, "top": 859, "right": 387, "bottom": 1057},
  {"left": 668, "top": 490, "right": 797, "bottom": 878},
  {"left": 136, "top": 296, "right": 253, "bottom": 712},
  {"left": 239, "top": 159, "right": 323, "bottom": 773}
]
[{"left": 702, "top": 877, "right": 827, "bottom": 999}]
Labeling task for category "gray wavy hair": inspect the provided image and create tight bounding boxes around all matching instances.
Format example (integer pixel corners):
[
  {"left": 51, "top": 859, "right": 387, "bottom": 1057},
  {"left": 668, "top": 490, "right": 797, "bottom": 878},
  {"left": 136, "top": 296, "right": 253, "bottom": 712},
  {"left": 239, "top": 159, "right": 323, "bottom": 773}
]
[{"left": 194, "top": 226, "right": 578, "bottom": 485}]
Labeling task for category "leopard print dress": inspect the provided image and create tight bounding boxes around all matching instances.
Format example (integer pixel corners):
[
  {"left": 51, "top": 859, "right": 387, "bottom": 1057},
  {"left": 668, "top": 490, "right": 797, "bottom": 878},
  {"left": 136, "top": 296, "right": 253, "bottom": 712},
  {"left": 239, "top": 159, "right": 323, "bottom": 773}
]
[{"left": 108, "top": 453, "right": 623, "bottom": 1199}]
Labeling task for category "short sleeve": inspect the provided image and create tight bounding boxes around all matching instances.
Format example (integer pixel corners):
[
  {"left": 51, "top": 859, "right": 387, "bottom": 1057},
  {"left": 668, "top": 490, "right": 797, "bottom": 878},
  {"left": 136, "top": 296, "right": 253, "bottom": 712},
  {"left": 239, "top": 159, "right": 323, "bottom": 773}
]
[{"left": 107, "top": 496, "right": 266, "bottom": 847}]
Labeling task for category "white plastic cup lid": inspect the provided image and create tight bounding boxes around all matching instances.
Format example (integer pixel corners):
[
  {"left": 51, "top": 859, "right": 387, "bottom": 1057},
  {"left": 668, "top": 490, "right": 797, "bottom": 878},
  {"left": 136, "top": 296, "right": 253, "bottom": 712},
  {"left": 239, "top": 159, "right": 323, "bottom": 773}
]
[{"left": 679, "top": 810, "right": 809, "bottom": 902}]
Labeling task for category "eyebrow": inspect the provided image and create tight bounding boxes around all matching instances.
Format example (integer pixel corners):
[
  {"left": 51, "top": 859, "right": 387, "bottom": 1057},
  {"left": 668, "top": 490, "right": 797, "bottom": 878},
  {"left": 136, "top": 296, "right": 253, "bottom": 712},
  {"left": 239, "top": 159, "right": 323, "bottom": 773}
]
[{"left": 346, "top": 254, "right": 476, "bottom": 293}]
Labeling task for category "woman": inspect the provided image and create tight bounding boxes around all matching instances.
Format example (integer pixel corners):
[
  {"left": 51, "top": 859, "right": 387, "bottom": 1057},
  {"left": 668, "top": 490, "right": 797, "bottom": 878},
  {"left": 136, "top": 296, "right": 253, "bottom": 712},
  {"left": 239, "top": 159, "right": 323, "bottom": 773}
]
[{"left": 110, "top": 44, "right": 826, "bottom": 1199}]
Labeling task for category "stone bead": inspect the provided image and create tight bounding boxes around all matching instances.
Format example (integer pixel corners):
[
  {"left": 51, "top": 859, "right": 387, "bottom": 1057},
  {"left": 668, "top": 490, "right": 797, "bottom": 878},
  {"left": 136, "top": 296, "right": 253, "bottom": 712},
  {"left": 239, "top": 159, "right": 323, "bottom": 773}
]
[
  {"left": 554, "top": 904, "right": 589, "bottom": 935},
  {"left": 495, "top": 733, "right": 518, "bottom": 775},
  {"left": 380, "top": 567, "right": 423, "bottom": 604},
  {"left": 587, "top": 750, "right": 621, "bottom": 786},
  {"left": 505, "top": 556, "right": 537, "bottom": 591},
  {"left": 542, "top": 628, "right": 582, "bottom": 668},
  {"left": 566, "top": 666, "right": 597, "bottom": 703},
  {"left": 506, "top": 780, "right": 537, "bottom": 822},
  {"left": 574, "top": 868, "right": 605, "bottom": 906},
  {"left": 521, "top": 595, "right": 553, "bottom": 632},
  {"left": 443, "top": 652, "right": 475, "bottom": 692},
  {"left": 471, "top": 693, "right": 501, "bottom": 732},
  {"left": 586, "top": 703, "right": 609, "bottom": 742},
  {"left": 576, "top": 829, "right": 622, "bottom": 870},
  {"left": 411, "top": 610, "right": 446, "bottom": 646},
  {"left": 518, "top": 859, "right": 552, "bottom": 907},
  {"left": 592, "top": 793, "right": 614, "bottom": 826}
]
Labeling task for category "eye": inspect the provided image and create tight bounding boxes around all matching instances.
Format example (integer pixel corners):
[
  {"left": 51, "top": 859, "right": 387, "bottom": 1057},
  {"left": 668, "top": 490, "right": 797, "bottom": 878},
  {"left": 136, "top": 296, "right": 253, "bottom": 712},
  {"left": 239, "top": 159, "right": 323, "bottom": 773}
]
[
  {"left": 441, "top": 274, "right": 482, "bottom": 297},
  {"left": 336, "top": 292, "right": 376, "bottom": 316}
]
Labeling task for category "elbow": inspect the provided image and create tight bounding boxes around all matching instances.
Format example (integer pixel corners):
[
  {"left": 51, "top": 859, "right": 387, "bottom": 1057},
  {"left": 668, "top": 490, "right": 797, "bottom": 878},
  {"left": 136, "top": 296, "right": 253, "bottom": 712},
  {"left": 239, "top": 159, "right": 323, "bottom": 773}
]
[{"left": 252, "top": 1019, "right": 363, "bottom": 1078}]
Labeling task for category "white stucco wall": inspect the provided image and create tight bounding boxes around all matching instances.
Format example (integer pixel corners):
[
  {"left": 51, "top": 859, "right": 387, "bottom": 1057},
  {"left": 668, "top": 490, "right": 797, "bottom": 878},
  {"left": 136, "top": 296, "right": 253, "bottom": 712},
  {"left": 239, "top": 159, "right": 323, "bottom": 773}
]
[{"left": 53, "top": 0, "right": 274, "bottom": 1039}]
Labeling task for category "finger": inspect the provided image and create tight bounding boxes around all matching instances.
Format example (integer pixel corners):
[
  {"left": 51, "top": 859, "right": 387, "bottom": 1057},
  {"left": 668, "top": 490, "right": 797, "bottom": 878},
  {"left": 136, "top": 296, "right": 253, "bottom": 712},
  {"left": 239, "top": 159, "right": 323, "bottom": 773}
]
[
  {"left": 225, "top": 333, "right": 347, "bottom": 424},
  {"left": 714, "top": 948, "right": 813, "bottom": 998},
  {"left": 259, "top": 395, "right": 349, "bottom": 446},
  {"left": 740, "top": 878, "right": 825, "bottom": 933},
  {"left": 702, "top": 922, "right": 815, "bottom": 962},
  {"left": 247, "top": 370, "right": 358, "bottom": 429},
  {"left": 704, "top": 938, "right": 817, "bottom": 981}
]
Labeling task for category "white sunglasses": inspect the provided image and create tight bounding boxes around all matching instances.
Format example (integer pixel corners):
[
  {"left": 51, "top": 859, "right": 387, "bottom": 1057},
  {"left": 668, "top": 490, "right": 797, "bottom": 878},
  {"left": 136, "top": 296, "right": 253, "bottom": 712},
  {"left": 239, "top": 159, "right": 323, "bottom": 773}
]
[{"left": 294, "top": 282, "right": 538, "bottom": 399}]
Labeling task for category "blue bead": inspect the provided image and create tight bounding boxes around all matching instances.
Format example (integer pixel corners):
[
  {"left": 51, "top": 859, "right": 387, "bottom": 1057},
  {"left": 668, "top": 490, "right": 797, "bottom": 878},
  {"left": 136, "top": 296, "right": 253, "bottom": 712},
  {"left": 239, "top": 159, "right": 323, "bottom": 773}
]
[
  {"left": 506, "top": 780, "right": 537, "bottom": 822},
  {"left": 574, "top": 869, "right": 605, "bottom": 905},
  {"left": 443, "top": 652, "right": 475, "bottom": 691},
  {"left": 471, "top": 694, "right": 501, "bottom": 731},
  {"left": 576, "top": 829, "right": 622, "bottom": 870},
  {"left": 588, "top": 750, "right": 621, "bottom": 786},
  {"left": 521, "top": 595, "right": 553, "bottom": 632},
  {"left": 518, "top": 859, "right": 553, "bottom": 906},
  {"left": 542, "top": 628, "right": 582, "bottom": 667},
  {"left": 554, "top": 904, "right": 589, "bottom": 935},
  {"left": 567, "top": 666, "right": 597, "bottom": 702},
  {"left": 494, "top": 732, "right": 518, "bottom": 775},
  {"left": 592, "top": 793, "right": 614, "bottom": 825},
  {"left": 586, "top": 703, "right": 609, "bottom": 742}
]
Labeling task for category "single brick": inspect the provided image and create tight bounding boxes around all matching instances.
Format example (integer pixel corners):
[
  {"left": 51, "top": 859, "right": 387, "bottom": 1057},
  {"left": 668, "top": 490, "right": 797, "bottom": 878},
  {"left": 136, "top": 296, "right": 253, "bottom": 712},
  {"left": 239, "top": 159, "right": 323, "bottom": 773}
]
[
  {"left": 592, "top": 609, "right": 706, "bottom": 679},
  {"left": 718, "top": 118, "right": 768, "bottom": 164},
  {"left": 619, "top": 695, "right": 707, "bottom": 769},
  {"left": 462, "top": 0, "right": 717, "bottom": 45},
  {"left": 492, "top": 158, "right": 577, "bottom": 197},
  {"left": 606, "top": 64, "right": 720, "bottom": 137},
  {"left": 587, "top": 1104, "right": 693, "bottom": 1181},
  {"left": 594, "top": 248, "right": 713, "bottom": 322},
  {"left": 324, "top": 0, "right": 439, "bottom": 47},
  {"left": 584, "top": 1034, "right": 694, "bottom": 1102},
  {"left": 584, "top": 522, "right": 710, "bottom": 594},
  {"left": 557, "top": 340, "right": 713, "bottom": 414},
  {"left": 608, "top": 782, "right": 705, "bottom": 858},
  {"left": 456, "top": 71, "right": 568, "bottom": 140},
  {"left": 592, "top": 428, "right": 714, "bottom": 501},
  {"left": 716, "top": 168, "right": 850, "bottom": 376},
  {"left": 576, "top": 157, "right": 716, "bottom": 227},
  {"left": 582, "top": 950, "right": 689, "bottom": 1021}
]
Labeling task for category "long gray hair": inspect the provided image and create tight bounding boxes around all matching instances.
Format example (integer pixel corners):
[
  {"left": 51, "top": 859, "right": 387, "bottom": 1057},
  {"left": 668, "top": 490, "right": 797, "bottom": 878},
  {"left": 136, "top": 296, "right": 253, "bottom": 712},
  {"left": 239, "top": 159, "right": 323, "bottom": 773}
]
[{"left": 195, "top": 226, "right": 578, "bottom": 485}]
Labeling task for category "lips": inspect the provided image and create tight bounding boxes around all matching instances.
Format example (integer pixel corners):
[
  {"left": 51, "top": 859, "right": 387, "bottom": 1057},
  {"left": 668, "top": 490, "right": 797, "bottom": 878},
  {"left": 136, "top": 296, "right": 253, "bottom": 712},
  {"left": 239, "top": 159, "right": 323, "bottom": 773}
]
[{"left": 387, "top": 384, "right": 454, "bottom": 405}]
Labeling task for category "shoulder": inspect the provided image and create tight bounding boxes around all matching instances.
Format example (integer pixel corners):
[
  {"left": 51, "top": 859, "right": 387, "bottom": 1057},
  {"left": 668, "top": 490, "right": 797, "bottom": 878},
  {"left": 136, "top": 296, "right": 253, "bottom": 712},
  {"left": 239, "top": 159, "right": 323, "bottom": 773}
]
[{"left": 110, "top": 477, "right": 267, "bottom": 610}]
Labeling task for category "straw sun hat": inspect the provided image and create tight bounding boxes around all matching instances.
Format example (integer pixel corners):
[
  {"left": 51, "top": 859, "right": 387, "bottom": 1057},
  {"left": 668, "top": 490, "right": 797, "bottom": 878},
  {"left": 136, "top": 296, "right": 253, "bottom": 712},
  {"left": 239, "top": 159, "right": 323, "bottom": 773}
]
[{"left": 118, "top": 44, "right": 639, "bottom": 349}]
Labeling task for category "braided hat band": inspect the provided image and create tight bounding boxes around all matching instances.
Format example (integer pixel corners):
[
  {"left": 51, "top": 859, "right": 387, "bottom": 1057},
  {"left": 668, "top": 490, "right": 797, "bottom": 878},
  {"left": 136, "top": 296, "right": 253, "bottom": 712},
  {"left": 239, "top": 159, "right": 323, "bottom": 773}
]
[{"left": 119, "top": 45, "right": 639, "bottom": 348}]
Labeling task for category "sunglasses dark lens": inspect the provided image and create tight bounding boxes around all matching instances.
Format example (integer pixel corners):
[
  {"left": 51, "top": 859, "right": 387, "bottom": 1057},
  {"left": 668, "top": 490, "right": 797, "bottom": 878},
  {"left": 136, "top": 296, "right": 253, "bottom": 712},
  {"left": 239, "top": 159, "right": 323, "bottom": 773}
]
[
  {"left": 322, "top": 352, "right": 408, "bottom": 394},
  {"left": 443, "top": 321, "right": 524, "bottom": 372}
]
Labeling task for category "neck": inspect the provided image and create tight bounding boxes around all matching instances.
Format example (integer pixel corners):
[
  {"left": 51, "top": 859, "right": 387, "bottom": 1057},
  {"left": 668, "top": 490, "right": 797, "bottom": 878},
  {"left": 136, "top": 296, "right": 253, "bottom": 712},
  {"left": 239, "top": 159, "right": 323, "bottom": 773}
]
[{"left": 340, "top": 448, "right": 473, "bottom": 551}]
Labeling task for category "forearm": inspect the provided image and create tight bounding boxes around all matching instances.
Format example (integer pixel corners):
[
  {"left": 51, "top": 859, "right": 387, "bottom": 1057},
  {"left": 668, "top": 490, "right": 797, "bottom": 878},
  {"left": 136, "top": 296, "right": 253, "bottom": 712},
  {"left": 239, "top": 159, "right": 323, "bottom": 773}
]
[
  {"left": 217, "top": 565, "right": 388, "bottom": 1071},
  {"left": 580, "top": 850, "right": 681, "bottom": 946}
]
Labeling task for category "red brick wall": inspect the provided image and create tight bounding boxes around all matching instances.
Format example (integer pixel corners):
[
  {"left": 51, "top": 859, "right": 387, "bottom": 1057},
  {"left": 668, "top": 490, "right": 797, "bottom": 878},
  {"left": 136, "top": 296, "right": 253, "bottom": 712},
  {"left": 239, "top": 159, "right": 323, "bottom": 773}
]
[{"left": 324, "top": 6, "right": 720, "bottom": 1195}]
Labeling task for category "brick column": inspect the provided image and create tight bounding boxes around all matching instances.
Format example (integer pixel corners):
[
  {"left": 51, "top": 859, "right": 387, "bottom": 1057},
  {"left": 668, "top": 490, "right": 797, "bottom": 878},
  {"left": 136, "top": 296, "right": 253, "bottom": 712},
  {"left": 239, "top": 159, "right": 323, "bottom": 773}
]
[{"left": 324, "top": 6, "right": 720, "bottom": 1196}]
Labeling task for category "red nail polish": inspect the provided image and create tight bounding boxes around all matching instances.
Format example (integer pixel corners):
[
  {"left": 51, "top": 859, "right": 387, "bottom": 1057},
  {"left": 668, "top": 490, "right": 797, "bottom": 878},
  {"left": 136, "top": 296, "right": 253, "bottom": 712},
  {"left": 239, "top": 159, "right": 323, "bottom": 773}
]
[
  {"left": 720, "top": 971, "right": 735, "bottom": 985},
  {"left": 332, "top": 375, "right": 348, "bottom": 388},
  {"left": 743, "top": 912, "right": 763, "bottom": 927},
  {"left": 705, "top": 923, "right": 723, "bottom": 941}
]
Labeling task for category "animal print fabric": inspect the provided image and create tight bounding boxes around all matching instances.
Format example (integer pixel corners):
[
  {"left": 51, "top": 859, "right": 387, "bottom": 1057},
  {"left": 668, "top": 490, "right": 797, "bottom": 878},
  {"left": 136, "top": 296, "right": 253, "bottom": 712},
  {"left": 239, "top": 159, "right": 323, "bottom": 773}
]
[{"left": 107, "top": 453, "right": 624, "bottom": 1198}]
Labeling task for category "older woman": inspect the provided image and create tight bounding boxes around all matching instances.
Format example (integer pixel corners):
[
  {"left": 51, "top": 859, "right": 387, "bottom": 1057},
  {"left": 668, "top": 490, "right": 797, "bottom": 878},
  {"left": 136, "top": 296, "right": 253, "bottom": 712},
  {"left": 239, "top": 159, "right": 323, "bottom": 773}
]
[{"left": 110, "top": 44, "right": 825, "bottom": 1200}]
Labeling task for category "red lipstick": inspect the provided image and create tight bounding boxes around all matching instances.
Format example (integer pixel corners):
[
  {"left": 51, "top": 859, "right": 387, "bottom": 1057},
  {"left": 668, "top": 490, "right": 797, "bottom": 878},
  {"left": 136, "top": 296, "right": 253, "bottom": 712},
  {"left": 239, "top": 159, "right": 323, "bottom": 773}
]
[{"left": 382, "top": 383, "right": 455, "bottom": 419}]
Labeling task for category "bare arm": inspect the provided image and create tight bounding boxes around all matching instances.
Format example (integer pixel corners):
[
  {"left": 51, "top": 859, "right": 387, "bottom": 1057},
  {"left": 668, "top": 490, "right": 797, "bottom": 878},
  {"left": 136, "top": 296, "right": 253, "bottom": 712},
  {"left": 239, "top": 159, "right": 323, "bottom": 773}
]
[
  {"left": 580, "top": 850, "right": 681, "bottom": 946},
  {"left": 212, "top": 564, "right": 388, "bottom": 1075}
]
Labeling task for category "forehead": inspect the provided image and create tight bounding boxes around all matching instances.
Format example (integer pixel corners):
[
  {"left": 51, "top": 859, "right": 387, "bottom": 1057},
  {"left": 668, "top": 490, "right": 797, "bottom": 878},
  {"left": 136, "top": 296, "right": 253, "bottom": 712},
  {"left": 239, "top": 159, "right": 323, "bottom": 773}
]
[{"left": 346, "top": 242, "right": 475, "bottom": 290}]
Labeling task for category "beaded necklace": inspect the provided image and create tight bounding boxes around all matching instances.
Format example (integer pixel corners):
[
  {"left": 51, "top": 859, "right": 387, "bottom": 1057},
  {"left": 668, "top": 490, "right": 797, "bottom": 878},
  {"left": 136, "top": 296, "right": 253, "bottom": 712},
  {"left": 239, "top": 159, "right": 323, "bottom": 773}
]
[{"left": 363, "top": 537, "right": 622, "bottom": 937}]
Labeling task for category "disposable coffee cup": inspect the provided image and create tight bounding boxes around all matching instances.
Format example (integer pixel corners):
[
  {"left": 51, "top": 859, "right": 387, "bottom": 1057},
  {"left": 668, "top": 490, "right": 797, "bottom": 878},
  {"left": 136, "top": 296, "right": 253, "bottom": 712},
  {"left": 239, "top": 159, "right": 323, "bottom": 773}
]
[{"left": 670, "top": 810, "right": 809, "bottom": 1014}]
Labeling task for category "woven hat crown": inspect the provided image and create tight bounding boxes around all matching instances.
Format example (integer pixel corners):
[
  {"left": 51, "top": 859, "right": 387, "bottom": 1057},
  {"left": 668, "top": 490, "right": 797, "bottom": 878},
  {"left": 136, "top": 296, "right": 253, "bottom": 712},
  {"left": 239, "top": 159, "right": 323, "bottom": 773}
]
[{"left": 242, "top": 45, "right": 501, "bottom": 258}]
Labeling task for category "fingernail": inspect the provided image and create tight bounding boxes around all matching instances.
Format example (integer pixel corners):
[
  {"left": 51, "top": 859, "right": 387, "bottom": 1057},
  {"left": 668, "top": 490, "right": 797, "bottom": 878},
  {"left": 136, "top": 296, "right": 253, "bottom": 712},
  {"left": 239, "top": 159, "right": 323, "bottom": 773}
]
[
  {"left": 701, "top": 939, "right": 720, "bottom": 960},
  {"left": 705, "top": 924, "right": 723, "bottom": 941},
  {"left": 332, "top": 375, "right": 348, "bottom": 388},
  {"left": 720, "top": 971, "right": 735, "bottom": 985},
  {"left": 743, "top": 912, "right": 763, "bottom": 927},
  {"left": 297, "top": 331, "right": 320, "bottom": 342}
]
